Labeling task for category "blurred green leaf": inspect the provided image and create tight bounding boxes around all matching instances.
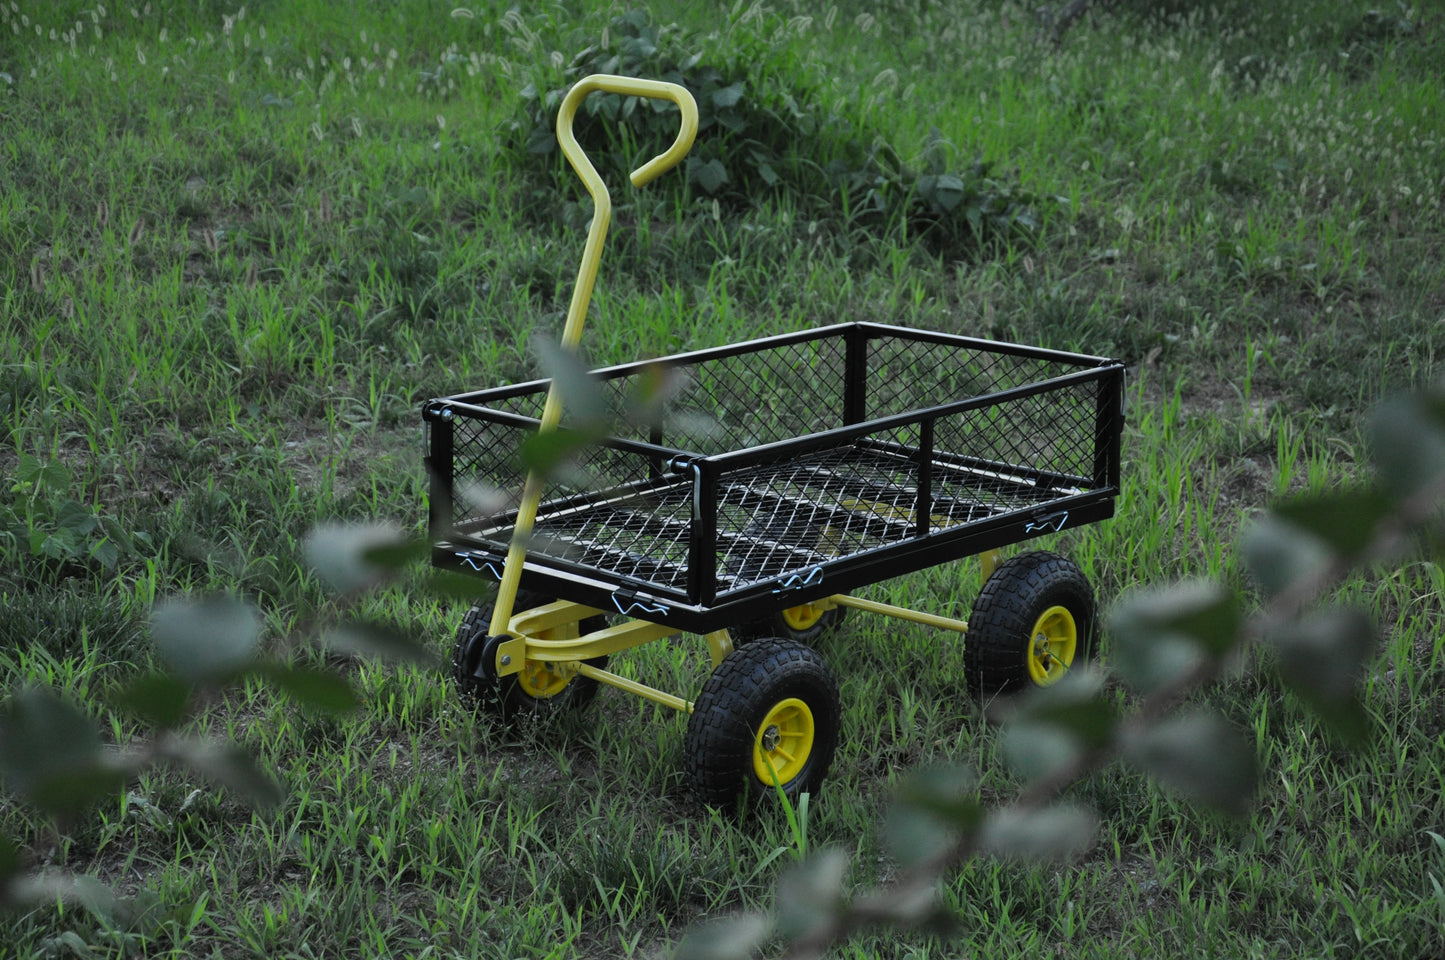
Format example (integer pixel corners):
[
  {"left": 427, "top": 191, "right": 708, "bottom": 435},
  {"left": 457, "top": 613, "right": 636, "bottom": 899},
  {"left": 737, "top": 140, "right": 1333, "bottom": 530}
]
[
  {"left": 854, "top": 881, "right": 957, "bottom": 934},
  {"left": 255, "top": 664, "right": 360, "bottom": 714},
  {"left": 1370, "top": 389, "right": 1445, "bottom": 500},
  {"left": 1296, "top": 695, "right": 1371, "bottom": 746},
  {"left": 0, "top": 688, "right": 127, "bottom": 815},
  {"left": 151, "top": 596, "right": 260, "bottom": 683},
  {"left": 322, "top": 621, "right": 437, "bottom": 666},
  {"left": 54, "top": 500, "right": 96, "bottom": 536},
  {"left": 671, "top": 912, "right": 771, "bottom": 960},
  {"left": 997, "top": 669, "right": 1117, "bottom": 781},
  {"left": 303, "top": 522, "right": 408, "bottom": 594},
  {"left": 1241, "top": 516, "right": 1334, "bottom": 599},
  {"left": 978, "top": 803, "right": 1097, "bottom": 861},
  {"left": 893, "top": 764, "right": 981, "bottom": 828},
  {"left": 1007, "top": 667, "right": 1118, "bottom": 748},
  {"left": 15, "top": 451, "right": 42, "bottom": 484},
  {"left": 360, "top": 537, "right": 429, "bottom": 571},
  {"left": 1128, "top": 581, "right": 1241, "bottom": 655},
  {"left": 160, "top": 738, "right": 282, "bottom": 810},
  {"left": 624, "top": 362, "right": 683, "bottom": 428},
  {"left": 774, "top": 847, "right": 849, "bottom": 941},
  {"left": 931, "top": 174, "right": 966, "bottom": 212},
  {"left": 1000, "top": 721, "right": 1082, "bottom": 784},
  {"left": 422, "top": 570, "right": 493, "bottom": 602},
  {"left": 885, "top": 766, "right": 981, "bottom": 868},
  {"left": 1124, "top": 709, "right": 1257, "bottom": 818},
  {"left": 535, "top": 338, "right": 607, "bottom": 426},
  {"left": 91, "top": 538, "right": 119, "bottom": 569},
  {"left": 1109, "top": 581, "right": 1240, "bottom": 692},
  {"left": 110, "top": 672, "right": 192, "bottom": 729},
  {"left": 452, "top": 478, "right": 508, "bottom": 517},
  {"left": 1272, "top": 607, "right": 1375, "bottom": 702},
  {"left": 7, "top": 871, "right": 118, "bottom": 921},
  {"left": 519, "top": 425, "right": 606, "bottom": 476},
  {"left": 1271, "top": 607, "right": 1375, "bottom": 744},
  {"left": 39, "top": 529, "right": 78, "bottom": 560},
  {"left": 38, "top": 458, "right": 71, "bottom": 491},
  {"left": 1272, "top": 489, "right": 1397, "bottom": 559},
  {"left": 883, "top": 804, "right": 955, "bottom": 870}
]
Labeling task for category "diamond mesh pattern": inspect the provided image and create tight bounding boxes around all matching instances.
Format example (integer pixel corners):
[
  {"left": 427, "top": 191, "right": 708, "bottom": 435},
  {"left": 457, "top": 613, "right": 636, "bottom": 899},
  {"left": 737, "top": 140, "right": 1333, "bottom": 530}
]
[
  {"left": 865, "top": 337, "right": 1072, "bottom": 420},
  {"left": 434, "top": 328, "right": 1116, "bottom": 603}
]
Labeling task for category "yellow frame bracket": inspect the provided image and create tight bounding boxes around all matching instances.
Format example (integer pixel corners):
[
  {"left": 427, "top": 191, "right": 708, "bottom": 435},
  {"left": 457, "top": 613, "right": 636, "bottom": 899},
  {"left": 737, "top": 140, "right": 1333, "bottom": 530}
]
[
  {"left": 494, "top": 635, "right": 526, "bottom": 677},
  {"left": 487, "top": 76, "right": 699, "bottom": 638}
]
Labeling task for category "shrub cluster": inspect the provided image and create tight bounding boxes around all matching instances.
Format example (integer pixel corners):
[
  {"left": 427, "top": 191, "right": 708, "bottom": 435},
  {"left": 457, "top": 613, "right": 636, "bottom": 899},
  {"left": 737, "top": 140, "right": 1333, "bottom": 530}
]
[{"left": 507, "top": 10, "right": 1052, "bottom": 260}]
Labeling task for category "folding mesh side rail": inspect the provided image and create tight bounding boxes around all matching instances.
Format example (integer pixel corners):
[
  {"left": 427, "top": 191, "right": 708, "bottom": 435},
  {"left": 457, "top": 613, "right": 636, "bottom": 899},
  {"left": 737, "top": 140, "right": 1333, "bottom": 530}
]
[{"left": 861, "top": 334, "right": 1076, "bottom": 422}]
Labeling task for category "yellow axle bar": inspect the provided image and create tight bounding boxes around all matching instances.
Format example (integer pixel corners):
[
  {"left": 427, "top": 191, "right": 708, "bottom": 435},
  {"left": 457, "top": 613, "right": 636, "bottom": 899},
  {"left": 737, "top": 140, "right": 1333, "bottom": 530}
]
[
  {"left": 577, "top": 661, "right": 691, "bottom": 714},
  {"left": 827, "top": 595, "right": 969, "bottom": 634}
]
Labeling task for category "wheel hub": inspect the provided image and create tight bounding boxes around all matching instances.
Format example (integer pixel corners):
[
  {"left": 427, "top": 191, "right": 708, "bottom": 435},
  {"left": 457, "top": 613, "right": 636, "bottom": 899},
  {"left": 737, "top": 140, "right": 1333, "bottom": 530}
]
[
  {"left": 751, "top": 697, "right": 816, "bottom": 785},
  {"left": 782, "top": 602, "right": 826, "bottom": 632},
  {"left": 1033, "top": 633, "right": 1053, "bottom": 668},
  {"left": 1026, "top": 605, "right": 1078, "bottom": 687}
]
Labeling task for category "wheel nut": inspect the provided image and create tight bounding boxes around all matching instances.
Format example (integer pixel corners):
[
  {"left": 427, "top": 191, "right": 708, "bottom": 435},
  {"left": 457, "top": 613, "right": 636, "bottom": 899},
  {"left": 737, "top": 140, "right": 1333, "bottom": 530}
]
[{"left": 761, "top": 725, "right": 781, "bottom": 751}]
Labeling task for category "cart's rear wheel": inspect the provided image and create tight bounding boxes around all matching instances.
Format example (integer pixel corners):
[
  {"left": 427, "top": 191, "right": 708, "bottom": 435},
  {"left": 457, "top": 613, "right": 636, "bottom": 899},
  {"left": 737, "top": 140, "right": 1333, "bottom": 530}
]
[
  {"left": 965, "top": 551, "right": 1096, "bottom": 698},
  {"left": 733, "top": 601, "right": 847, "bottom": 645},
  {"left": 685, "top": 637, "right": 841, "bottom": 810},
  {"left": 451, "top": 591, "right": 608, "bottom": 724}
]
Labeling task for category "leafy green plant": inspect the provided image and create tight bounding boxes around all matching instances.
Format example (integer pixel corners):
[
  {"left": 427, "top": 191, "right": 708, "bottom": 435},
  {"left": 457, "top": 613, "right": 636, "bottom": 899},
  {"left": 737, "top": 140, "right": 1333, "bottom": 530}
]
[
  {"left": 509, "top": 10, "right": 1052, "bottom": 258},
  {"left": 1, "top": 453, "right": 150, "bottom": 581}
]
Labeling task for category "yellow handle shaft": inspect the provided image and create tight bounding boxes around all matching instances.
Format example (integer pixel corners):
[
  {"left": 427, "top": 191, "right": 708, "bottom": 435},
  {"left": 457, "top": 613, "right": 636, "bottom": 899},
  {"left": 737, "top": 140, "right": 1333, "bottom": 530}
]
[{"left": 489, "top": 75, "right": 699, "bottom": 638}]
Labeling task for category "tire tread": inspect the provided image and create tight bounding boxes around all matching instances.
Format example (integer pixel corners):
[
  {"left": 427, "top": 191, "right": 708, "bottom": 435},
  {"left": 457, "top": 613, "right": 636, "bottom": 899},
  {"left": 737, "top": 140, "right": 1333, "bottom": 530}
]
[
  {"left": 684, "top": 638, "right": 841, "bottom": 809},
  {"left": 964, "top": 551, "right": 1096, "bottom": 698}
]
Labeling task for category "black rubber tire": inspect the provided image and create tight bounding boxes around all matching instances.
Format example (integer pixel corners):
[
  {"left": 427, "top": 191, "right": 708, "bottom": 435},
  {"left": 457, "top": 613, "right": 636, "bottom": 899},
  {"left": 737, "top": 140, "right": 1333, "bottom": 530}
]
[
  {"left": 965, "top": 551, "right": 1097, "bottom": 699},
  {"left": 684, "top": 637, "right": 842, "bottom": 810},
  {"left": 450, "top": 590, "right": 608, "bottom": 724},
  {"left": 732, "top": 603, "right": 848, "bottom": 645}
]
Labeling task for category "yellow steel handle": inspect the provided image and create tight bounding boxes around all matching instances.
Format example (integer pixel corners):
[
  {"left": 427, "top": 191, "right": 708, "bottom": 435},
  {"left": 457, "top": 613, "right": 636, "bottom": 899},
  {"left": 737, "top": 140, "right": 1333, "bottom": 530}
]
[
  {"left": 553, "top": 74, "right": 698, "bottom": 355},
  {"left": 557, "top": 74, "right": 699, "bottom": 190},
  {"left": 488, "top": 75, "right": 698, "bottom": 640}
]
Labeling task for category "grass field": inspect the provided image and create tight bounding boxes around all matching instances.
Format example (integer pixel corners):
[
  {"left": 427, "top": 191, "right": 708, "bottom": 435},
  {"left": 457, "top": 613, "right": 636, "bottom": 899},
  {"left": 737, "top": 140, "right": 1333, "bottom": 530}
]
[{"left": 2, "top": 0, "right": 1444, "bottom": 956}]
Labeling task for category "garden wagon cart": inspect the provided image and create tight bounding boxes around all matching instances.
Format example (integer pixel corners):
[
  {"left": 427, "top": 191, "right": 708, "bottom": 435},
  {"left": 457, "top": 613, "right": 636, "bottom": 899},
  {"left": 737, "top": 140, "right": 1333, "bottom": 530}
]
[{"left": 424, "top": 75, "right": 1125, "bottom": 809}]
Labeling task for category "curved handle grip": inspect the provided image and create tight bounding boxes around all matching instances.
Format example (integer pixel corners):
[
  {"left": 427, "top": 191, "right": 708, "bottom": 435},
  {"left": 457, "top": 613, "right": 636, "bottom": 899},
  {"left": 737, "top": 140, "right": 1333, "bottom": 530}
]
[{"left": 556, "top": 74, "right": 699, "bottom": 190}]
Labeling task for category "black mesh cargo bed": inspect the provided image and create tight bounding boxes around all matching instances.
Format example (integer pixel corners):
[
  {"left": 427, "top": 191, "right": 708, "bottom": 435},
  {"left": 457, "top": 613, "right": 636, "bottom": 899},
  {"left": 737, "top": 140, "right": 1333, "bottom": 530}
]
[{"left": 425, "top": 322, "right": 1124, "bottom": 633}]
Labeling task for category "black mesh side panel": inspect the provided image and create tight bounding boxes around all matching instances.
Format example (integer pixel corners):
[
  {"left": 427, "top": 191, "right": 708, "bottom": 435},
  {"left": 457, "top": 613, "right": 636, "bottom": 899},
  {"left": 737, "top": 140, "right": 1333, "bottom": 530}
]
[
  {"left": 931, "top": 378, "right": 1101, "bottom": 501},
  {"left": 864, "top": 336, "right": 1073, "bottom": 420}
]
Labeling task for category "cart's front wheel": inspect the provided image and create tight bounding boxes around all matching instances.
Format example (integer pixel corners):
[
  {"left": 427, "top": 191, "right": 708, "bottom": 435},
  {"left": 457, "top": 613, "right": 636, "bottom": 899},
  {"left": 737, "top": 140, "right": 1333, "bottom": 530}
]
[
  {"left": 733, "top": 601, "right": 847, "bottom": 645},
  {"left": 451, "top": 592, "right": 607, "bottom": 724},
  {"left": 965, "top": 551, "right": 1096, "bottom": 698},
  {"left": 685, "top": 637, "right": 841, "bottom": 810}
]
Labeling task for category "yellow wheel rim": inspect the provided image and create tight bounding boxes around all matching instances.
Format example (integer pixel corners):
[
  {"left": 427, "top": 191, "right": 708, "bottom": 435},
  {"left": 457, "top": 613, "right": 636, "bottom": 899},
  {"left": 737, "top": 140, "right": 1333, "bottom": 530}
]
[
  {"left": 1025, "top": 605, "right": 1078, "bottom": 686},
  {"left": 517, "top": 660, "right": 571, "bottom": 698},
  {"left": 781, "top": 602, "right": 827, "bottom": 632},
  {"left": 752, "top": 698, "right": 815, "bottom": 785},
  {"left": 516, "top": 613, "right": 583, "bottom": 699}
]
